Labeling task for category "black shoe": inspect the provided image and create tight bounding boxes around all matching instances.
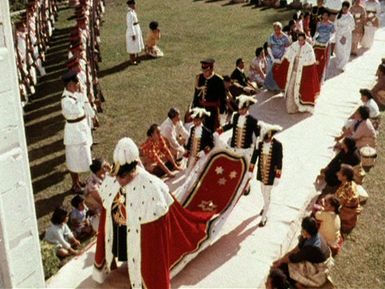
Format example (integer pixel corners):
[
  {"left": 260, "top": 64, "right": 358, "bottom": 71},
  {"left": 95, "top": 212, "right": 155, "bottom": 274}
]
[
  {"left": 244, "top": 187, "right": 251, "bottom": 196},
  {"left": 259, "top": 209, "right": 264, "bottom": 216},
  {"left": 258, "top": 218, "right": 267, "bottom": 227}
]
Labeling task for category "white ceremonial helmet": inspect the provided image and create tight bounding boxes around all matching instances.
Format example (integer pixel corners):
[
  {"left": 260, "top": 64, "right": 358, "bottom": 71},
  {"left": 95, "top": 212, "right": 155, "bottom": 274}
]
[{"left": 113, "top": 137, "right": 139, "bottom": 166}]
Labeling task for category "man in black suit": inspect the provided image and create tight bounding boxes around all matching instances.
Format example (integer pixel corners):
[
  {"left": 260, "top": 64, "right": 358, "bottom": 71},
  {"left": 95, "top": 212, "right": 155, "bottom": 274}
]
[
  {"left": 192, "top": 58, "right": 227, "bottom": 132},
  {"left": 249, "top": 124, "right": 283, "bottom": 227},
  {"left": 230, "top": 58, "right": 257, "bottom": 95}
]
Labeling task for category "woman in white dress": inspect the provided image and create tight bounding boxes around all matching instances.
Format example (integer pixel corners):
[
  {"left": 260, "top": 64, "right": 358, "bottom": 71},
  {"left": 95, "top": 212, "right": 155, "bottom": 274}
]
[
  {"left": 248, "top": 47, "right": 267, "bottom": 87},
  {"left": 335, "top": 1, "right": 355, "bottom": 71},
  {"left": 361, "top": 0, "right": 381, "bottom": 49},
  {"left": 126, "top": 0, "right": 144, "bottom": 65}
]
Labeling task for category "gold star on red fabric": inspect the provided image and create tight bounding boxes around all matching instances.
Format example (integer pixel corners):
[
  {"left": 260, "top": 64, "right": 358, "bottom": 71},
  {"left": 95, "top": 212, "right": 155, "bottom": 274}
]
[
  {"left": 218, "top": 177, "right": 227, "bottom": 185},
  {"left": 215, "top": 166, "right": 224, "bottom": 175},
  {"left": 198, "top": 200, "right": 218, "bottom": 212},
  {"left": 229, "top": 170, "right": 237, "bottom": 179}
]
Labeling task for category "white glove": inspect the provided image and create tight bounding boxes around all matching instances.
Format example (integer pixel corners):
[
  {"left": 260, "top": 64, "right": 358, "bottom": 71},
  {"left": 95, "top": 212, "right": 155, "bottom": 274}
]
[
  {"left": 273, "top": 178, "right": 280, "bottom": 187},
  {"left": 273, "top": 59, "right": 282, "bottom": 64},
  {"left": 197, "top": 150, "right": 205, "bottom": 159}
]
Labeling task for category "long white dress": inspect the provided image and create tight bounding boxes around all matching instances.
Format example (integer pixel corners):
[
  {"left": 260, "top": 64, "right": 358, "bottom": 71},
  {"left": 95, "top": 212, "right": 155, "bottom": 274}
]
[
  {"left": 126, "top": 8, "right": 144, "bottom": 54},
  {"left": 335, "top": 12, "right": 355, "bottom": 71},
  {"left": 361, "top": 0, "right": 381, "bottom": 48}
]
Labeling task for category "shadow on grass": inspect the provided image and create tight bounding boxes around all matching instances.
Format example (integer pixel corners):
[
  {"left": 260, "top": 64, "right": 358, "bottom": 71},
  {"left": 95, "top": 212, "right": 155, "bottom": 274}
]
[
  {"left": 99, "top": 56, "right": 156, "bottom": 78},
  {"left": 28, "top": 139, "right": 64, "bottom": 162},
  {"left": 30, "top": 154, "right": 66, "bottom": 180},
  {"left": 35, "top": 187, "right": 72, "bottom": 218},
  {"left": 25, "top": 23, "right": 72, "bottom": 198}
]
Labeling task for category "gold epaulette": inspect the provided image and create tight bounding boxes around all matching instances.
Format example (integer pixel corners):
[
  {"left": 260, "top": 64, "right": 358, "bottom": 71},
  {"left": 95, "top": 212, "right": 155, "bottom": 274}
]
[{"left": 215, "top": 73, "right": 223, "bottom": 80}]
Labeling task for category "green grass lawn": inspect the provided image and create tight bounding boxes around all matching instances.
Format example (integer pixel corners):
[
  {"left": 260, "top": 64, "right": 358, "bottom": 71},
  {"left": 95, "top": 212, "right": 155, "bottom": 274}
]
[{"left": 25, "top": 0, "right": 385, "bottom": 286}]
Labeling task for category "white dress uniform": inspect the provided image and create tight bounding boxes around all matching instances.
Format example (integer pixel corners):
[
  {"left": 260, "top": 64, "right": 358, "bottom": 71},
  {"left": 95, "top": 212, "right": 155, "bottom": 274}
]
[
  {"left": 126, "top": 8, "right": 144, "bottom": 54},
  {"left": 62, "top": 88, "right": 93, "bottom": 173}
]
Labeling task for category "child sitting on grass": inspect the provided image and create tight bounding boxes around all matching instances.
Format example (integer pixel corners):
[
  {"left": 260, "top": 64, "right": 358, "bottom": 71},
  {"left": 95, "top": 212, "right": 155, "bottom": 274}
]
[
  {"left": 145, "top": 21, "right": 164, "bottom": 58},
  {"left": 70, "top": 195, "right": 94, "bottom": 238},
  {"left": 44, "top": 207, "right": 81, "bottom": 258}
]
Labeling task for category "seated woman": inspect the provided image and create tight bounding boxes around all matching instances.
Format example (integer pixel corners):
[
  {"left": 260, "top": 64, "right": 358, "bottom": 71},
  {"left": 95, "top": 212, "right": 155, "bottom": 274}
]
[
  {"left": 44, "top": 207, "right": 81, "bottom": 258},
  {"left": 335, "top": 105, "right": 377, "bottom": 149},
  {"left": 273, "top": 216, "right": 333, "bottom": 288},
  {"left": 315, "top": 195, "right": 343, "bottom": 256},
  {"left": 360, "top": 88, "right": 380, "bottom": 130},
  {"left": 248, "top": 47, "right": 267, "bottom": 88},
  {"left": 371, "top": 63, "right": 385, "bottom": 108},
  {"left": 140, "top": 124, "right": 182, "bottom": 177},
  {"left": 317, "top": 137, "right": 363, "bottom": 193},
  {"left": 335, "top": 164, "right": 362, "bottom": 233},
  {"left": 145, "top": 21, "right": 164, "bottom": 58}
]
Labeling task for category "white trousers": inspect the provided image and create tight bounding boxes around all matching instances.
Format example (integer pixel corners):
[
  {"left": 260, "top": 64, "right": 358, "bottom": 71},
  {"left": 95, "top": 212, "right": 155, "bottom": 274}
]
[{"left": 260, "top": 183, "right": 273, "bottom": 221}]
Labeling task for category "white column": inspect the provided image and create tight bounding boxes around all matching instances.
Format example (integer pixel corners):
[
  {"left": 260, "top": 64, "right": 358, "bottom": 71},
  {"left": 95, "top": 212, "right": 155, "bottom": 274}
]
[{"left": 0, "top": 0, "right": 45, "bottom": 287}]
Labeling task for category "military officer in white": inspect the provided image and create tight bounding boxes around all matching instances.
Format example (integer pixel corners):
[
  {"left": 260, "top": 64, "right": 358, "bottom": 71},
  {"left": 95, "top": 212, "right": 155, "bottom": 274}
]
[
  {"left": 126, "top": 0, "right": 144, "bottom": 65},
  {"left": 61, "top": 70, "right": 93, "bottom": 193}
]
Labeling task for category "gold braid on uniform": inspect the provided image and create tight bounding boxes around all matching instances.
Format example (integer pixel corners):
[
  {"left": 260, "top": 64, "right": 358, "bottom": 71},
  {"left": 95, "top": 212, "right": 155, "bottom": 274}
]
[
  {"left": 195, "top": 74, "right": 207, "bottom": 99},
  {"left": 235, "top": 126, "right": 246, "bottom": 148},
  {"left": 260, "top": 145, "right": 273, "bottom": 185}
]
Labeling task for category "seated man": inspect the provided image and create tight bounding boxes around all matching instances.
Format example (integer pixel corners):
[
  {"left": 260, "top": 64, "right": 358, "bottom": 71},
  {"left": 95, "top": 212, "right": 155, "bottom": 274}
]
[
  {"left": 160, "top": 107, "right": 189, "bottom": 161},
  {"left": 230, "top": 58, "right": 258, "bottom": 95},
  {"left": 317, "top": 137, "right": 363, "bottom": 193},
  {"left": 272, "top": 216, "right": 333, "bottom": 288},
  {"left": 140, "top": 124, "right": 182, "bottom": 177}
]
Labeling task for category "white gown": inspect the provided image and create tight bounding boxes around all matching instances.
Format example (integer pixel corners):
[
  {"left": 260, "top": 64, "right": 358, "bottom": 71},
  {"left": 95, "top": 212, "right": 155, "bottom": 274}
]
[
  {"left": 361, "top": 0, "right": 381, "bottom": 49},
  {"left": 126, "top": 8, "right": 144, "bottom": 54},
  {"left": 335, "top": 12, "right": 355, "bottom": 71}
]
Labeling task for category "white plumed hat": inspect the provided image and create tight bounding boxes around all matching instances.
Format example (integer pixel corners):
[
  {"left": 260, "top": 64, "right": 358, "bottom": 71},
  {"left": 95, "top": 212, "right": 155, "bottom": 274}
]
[
  {"left": 259, "top": 121, "right": 283, "bottom": 139},
  {"left": 113, "top": 137, "right": 139, "bottom": 166},
  {"left": 237, "top": 94, "right": 257, "bottom": 109},
  {"left": 190, "top": 107, "right": 211, "bottom": 119}
]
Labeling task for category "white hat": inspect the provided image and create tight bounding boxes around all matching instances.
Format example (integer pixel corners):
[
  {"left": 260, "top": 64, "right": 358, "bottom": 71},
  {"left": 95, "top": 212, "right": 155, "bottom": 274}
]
[
  {"left": 259, "top": 121, "right": 283, "bottom": 139},
  {"left": 190, "top": 107, "right": 211, "bottom": 119},
  {"left": 113, "top": 137, "right": 139, "bottom": 166},
  {"left": 237, "top": 94, "right": 257, "bottom": 109}
]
